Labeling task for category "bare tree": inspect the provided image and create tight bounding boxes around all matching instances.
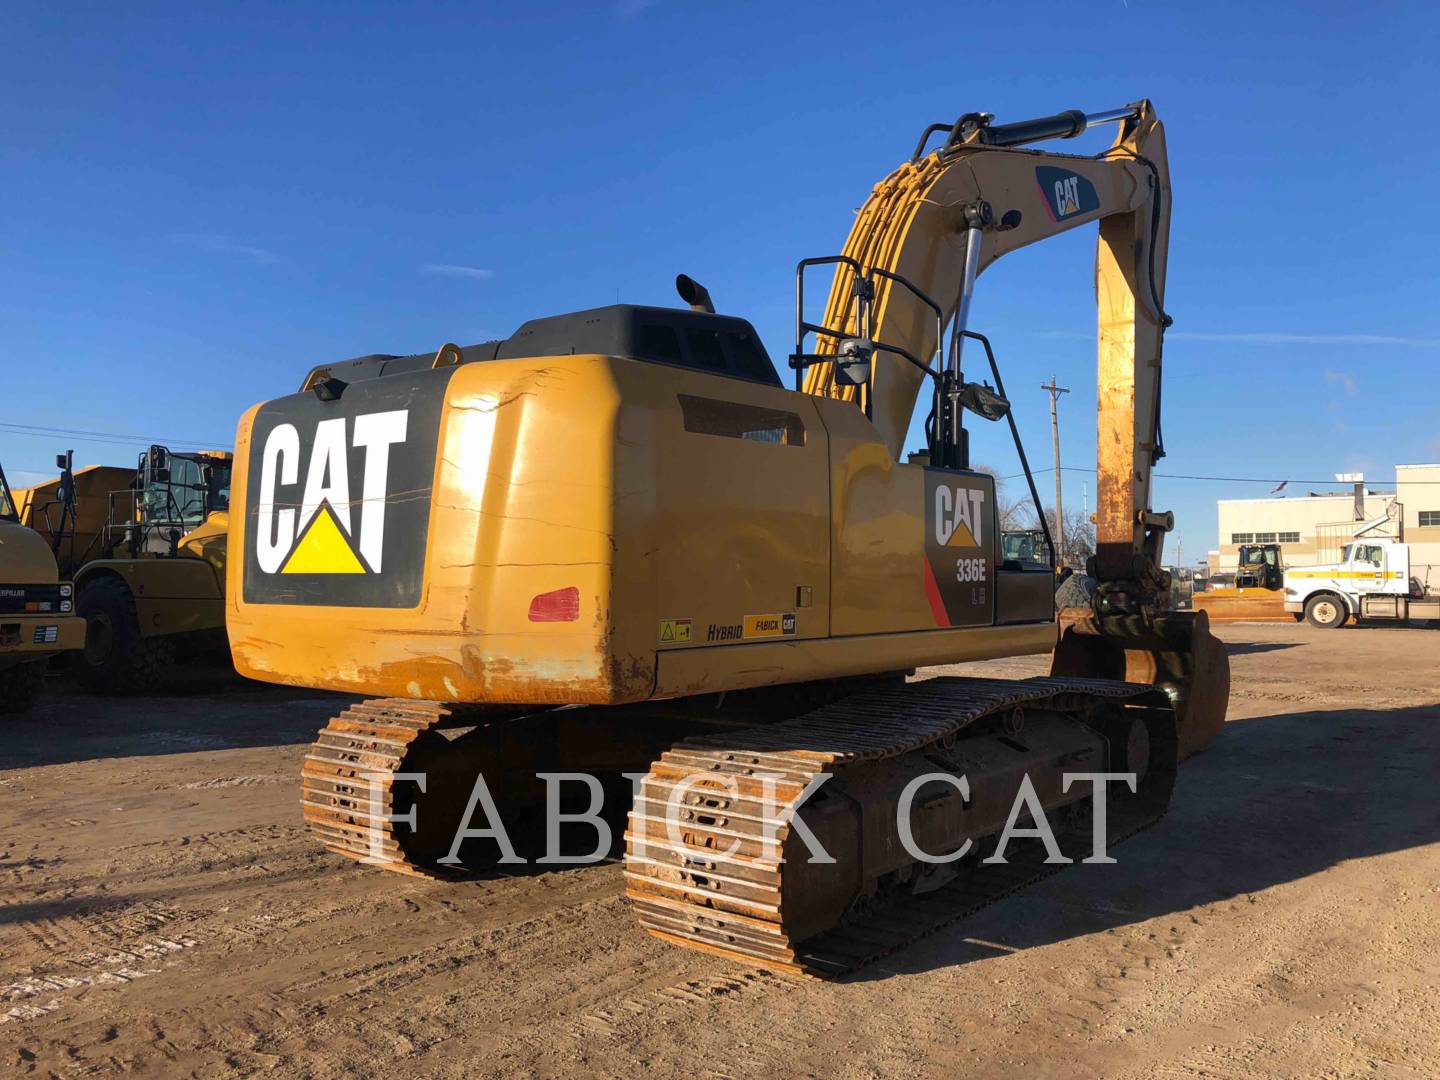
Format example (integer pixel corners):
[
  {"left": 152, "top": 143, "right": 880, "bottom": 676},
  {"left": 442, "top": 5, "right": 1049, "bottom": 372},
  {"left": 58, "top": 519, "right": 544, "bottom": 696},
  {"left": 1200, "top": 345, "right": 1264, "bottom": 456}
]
[
  {"left": 1032, "top": 507, "right": 1095, "bottom": 568},
  {"left": 972, "top": 464, "right": 1032, "bottom": 532}
]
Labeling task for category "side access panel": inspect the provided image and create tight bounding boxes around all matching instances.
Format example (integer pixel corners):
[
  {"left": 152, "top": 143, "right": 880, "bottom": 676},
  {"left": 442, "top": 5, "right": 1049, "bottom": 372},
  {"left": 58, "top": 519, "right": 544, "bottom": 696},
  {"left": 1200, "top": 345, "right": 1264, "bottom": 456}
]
[
  {"left": 639, "top": 377, "right": 831, "bottom": 662},
  {"left": 816, "top": 397, "right": 999, "bottom": 635}
]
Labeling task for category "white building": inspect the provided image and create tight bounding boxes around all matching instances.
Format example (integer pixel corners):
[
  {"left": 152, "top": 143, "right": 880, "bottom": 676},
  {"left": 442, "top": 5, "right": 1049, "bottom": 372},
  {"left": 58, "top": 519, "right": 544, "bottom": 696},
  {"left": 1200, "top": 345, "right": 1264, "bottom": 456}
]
[{"left": 1215, "top": 464, "right": 1440, "bottom": 589}]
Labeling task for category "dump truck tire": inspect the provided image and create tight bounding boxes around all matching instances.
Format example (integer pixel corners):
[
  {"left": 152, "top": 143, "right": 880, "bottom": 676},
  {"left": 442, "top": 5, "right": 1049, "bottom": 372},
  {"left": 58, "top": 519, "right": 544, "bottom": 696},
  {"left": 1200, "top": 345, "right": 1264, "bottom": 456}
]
[
  {"left": 0, "top": 661, "right": 44, "bottom": 714},
  {"left": 1304, "top": 593, "right": 1347, "bottom": 629},
  {"left": 72, "top": 576, "right": 174, "bottom": 694}
]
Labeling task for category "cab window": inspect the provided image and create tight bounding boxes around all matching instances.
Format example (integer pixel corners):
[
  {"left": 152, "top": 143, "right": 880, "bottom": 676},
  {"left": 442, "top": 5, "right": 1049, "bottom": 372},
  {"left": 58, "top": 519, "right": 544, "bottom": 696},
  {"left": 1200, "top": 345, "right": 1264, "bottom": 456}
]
[
  {"left": 685, "top": 328, "right": 727, "bottom": 373},
  {"left": 638, "top": 324, "right": 684, "bottom": 366}
]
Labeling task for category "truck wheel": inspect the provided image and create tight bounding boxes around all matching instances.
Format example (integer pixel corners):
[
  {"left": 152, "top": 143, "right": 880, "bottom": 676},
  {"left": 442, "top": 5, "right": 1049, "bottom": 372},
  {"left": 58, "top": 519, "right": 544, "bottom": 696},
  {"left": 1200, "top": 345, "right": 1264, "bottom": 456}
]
[
  {"left": 1304, "top": 594, "right": 1347, "bottom": 629},
  {"left": 0, "top": 661, "right": 45, "bottom": 714},
  {"left": 72, "top": 576, "right": 175, "bottom": 694}
]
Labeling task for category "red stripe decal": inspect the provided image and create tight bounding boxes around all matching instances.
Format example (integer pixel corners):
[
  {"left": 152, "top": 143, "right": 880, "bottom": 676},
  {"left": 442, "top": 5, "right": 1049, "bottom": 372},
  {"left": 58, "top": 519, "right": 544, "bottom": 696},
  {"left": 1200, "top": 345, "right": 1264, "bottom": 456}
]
[
  {"left": 923, "top": 559, "right": 950, "bottom": 628},
  {"left": 1036, "top": 180, "right": 1057, "bottom": 222}
]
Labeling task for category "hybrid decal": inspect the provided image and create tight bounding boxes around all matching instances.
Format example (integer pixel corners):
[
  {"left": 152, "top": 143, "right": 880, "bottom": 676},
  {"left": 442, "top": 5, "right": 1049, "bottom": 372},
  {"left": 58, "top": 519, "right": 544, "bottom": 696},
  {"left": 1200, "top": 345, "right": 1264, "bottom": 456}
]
[
  {"left": 1035, "top": 166, "right": 1100, "bottom": 222},
  {"left": 703, "top": 613, "right": 797, "bottom": 643},
  {"left": 243, "top": 369, "right": 453, "bottom": 607},
  {"left": 923, "top": 470, "right": 997, "bottom": 628}
]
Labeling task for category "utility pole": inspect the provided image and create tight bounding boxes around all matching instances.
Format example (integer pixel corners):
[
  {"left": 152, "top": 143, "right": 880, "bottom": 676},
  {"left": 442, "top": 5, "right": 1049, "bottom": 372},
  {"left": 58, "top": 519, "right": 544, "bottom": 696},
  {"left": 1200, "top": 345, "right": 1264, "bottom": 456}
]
[{"left": 1041, "top": 376, "right": 1070, "bottom": 565}]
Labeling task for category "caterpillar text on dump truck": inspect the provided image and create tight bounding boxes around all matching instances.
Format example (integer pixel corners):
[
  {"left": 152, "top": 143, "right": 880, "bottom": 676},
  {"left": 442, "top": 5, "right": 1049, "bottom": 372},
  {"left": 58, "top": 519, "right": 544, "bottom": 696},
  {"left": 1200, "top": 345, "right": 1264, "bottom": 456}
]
[
  {"left": 16, "top": 446, "right": 232, "bottom": 692},
  {"left": 1285, "top": 539, "right": 1440, "bottom": 627},
  {"left": 0, "top": 461, "right": 85, "bottom": 712},
  {"left": 226, "top": 100, "right": 1231, "bottom": 976}
]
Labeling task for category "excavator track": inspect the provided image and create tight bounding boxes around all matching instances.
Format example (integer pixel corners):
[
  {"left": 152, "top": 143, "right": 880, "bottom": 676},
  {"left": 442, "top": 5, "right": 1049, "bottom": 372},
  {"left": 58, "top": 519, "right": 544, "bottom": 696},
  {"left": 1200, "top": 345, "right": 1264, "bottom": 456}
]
[
  {"left": 624, "top": 675, "right": 1176, "bottom": 978},
  {"left": 300, "top": 698, "right": 456, "bottom": 879}
]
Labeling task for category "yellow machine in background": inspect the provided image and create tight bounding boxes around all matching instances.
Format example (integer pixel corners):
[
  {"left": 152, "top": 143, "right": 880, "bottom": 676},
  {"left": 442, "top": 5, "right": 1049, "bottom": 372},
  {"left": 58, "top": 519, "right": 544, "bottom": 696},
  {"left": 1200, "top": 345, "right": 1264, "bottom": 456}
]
[
  {"left": 227, "top": 100, "right": 1229, "bottom": 975},
  {"left": 0, "top": 461, "right": 85, "bottom": 712},
  {"left": 17, "top": 446, "right": 231, "bottom": 692},
  {"left": 1193, "top": 542, "right": 1287, "bottom": 622}
]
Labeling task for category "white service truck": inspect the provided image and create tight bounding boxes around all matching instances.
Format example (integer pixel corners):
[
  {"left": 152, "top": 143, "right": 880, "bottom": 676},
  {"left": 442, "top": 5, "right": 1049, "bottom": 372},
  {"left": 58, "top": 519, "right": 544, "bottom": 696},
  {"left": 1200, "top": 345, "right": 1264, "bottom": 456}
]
[{"left": 1284, "top": 539, "right": 1440, "bottom": 628}]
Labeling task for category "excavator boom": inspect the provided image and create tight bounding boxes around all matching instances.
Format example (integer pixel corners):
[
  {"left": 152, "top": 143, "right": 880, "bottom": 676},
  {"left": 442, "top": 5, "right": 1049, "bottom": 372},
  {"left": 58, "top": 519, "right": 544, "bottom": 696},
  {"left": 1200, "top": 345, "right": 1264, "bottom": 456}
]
[{"left": 797, "top": 101, "right": 1225, "bottom": 753}]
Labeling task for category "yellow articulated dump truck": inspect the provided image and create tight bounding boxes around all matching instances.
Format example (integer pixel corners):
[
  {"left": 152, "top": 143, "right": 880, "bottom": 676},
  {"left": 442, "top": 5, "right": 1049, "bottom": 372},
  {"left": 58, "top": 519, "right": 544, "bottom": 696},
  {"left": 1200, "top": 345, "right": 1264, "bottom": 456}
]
[
  {"left": 227, "top": 100, "right": 1231, "bottom": 977},
  {"left": 0, "top": 461, "right": 85, "bottom": 713},
  {"left": 16, "top": 446, "right": 230, "bottom": 693}
]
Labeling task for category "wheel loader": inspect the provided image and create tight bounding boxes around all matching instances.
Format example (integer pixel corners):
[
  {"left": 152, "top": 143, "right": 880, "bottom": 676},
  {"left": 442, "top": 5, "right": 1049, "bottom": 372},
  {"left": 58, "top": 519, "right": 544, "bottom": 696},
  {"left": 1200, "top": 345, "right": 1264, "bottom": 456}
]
[
  {"left": 0, "top": 461, "right": 86, "bottom": 713},
  {"left": 226, "top": 100, "right": 1230, "bottom": 976},
  {"left": 16, "top": 446, "right": 231, "bottom": 692}
]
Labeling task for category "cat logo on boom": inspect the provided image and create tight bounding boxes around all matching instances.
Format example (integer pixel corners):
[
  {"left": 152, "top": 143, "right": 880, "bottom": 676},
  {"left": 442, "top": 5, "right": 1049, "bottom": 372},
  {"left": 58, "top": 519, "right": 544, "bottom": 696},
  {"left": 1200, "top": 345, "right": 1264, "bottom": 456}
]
[
  {"left": 1035, "top": 166, "right": 1100, "bottom": 222},
  {"left": 255, "top": 410, "right": 408, "bottom": 576}
]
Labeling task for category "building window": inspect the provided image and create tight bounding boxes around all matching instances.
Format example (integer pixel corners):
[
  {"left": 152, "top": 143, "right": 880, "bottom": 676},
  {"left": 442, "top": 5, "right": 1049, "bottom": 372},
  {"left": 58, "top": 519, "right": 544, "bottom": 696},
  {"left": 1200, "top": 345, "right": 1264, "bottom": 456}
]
[
  {"left": 1254, "top": 532, "right": 1277, "bottom": 543},
  {"left": 1277, "top": 531, "right": 1300, "bottom": 543},
  {"left": 1230, "top": 533, "right": 1254, "bottom": 544},
  {"left": 1420, "top": 511, "right": 1440, "bottom": 527}
]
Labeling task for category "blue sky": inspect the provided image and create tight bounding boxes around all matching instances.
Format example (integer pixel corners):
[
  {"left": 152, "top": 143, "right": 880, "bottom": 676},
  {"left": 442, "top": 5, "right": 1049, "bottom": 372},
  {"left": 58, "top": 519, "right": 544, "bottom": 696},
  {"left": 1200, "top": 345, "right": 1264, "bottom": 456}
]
[{"left": 4, "top": 1, "right": 1438, "bottom": 559}]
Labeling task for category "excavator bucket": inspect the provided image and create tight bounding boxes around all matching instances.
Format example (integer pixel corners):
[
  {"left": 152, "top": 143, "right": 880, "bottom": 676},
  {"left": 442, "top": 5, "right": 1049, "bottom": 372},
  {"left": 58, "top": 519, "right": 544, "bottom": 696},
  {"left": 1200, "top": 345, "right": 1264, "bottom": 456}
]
[
  {"left": 1051, "top": 607, "right": 1230, "bottom": 759},
  {"left": 1192, "top": 587, "right": 1288, "bottom": 623}
]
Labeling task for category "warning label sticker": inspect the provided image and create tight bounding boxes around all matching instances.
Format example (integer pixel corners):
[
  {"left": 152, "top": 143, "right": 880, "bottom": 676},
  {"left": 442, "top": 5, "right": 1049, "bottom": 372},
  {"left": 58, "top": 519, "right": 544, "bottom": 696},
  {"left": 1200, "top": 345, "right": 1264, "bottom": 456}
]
[{"left": 659, "top": 618, "right": 693, "bottom": 644}]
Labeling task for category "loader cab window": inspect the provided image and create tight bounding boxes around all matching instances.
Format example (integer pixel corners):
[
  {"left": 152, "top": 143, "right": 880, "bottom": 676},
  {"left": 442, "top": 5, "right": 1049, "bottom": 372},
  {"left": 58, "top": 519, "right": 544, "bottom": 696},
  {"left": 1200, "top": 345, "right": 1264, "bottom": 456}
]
[
  {"left": 140, "top": 455, "right": 230, "bottom": 529},
  {"left": 205, "top": 461, "right": 232, "bottom": 513}
]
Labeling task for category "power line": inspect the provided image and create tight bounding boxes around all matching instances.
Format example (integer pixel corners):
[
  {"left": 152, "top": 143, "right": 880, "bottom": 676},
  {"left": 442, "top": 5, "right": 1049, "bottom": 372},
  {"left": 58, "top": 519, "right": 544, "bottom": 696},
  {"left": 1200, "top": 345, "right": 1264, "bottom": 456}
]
[
  {"left": 1005, "top": 464, "right": 1440, "bottom": 485},
  {"left": 0, "top": 421, "right": 231, "bottom": 452}
]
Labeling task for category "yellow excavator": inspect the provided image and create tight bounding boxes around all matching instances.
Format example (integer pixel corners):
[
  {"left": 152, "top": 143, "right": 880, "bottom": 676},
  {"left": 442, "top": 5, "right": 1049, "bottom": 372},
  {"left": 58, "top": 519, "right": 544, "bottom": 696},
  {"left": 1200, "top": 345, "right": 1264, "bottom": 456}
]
[{"left": 226, "top": 100, "right": 1229, "bottom": 975}]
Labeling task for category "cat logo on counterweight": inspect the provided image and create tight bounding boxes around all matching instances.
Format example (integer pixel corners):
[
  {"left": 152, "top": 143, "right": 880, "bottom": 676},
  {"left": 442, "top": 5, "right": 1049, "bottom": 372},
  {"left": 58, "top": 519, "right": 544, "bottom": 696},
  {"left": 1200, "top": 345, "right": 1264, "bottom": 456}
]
[
  {"left": 242, "top": 368, "right": 451, "bottom": 608},
  {"left": 255, "top": 411, "right": 408, "bottom": 576}
]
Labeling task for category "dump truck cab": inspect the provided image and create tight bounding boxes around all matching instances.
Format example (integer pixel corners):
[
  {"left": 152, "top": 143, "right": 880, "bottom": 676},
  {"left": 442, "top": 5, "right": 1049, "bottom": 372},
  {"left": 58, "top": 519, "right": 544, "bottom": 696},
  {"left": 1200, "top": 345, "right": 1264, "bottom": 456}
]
[
  {"left": 16, "top": 446, "right": 232, "bottom": 692},
  {"left": 0, "top": 462, "right": 85, "bottom": 712}
]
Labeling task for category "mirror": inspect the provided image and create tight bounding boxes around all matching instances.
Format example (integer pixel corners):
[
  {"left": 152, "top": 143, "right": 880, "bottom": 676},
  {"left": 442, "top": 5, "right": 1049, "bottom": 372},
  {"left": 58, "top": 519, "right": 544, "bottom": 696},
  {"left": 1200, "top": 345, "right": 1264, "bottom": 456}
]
[
  {"left": 960, "top": 381, "right": 1010, "bottom": 422},
  {"left": 833, "top": 337, "right": 873, "bottom": 387}
]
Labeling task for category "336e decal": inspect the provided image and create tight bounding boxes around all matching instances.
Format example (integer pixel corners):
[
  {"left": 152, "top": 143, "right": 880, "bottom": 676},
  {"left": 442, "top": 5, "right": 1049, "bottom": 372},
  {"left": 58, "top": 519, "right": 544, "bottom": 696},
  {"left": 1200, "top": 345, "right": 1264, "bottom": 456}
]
[{"left": 923, "top": 470, "right": 997, "bottom": 627}]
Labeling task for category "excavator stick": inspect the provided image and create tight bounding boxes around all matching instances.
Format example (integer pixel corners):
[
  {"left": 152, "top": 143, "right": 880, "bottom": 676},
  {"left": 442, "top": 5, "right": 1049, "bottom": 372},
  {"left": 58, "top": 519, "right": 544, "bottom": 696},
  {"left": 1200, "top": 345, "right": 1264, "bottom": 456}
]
[{"left": 1051, "top": 607, "right": 1229, "bottom": 759}]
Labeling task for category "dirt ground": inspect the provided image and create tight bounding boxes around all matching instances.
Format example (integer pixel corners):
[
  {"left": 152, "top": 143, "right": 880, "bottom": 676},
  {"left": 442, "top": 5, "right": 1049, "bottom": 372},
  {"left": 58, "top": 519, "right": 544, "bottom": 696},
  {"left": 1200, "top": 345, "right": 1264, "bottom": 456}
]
[{"left": 2, "top": 622, "right": 1437, "bottom": 1078}]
